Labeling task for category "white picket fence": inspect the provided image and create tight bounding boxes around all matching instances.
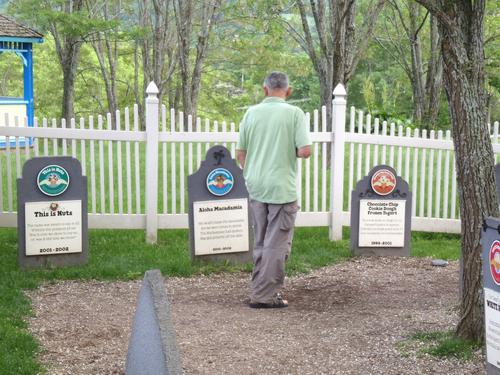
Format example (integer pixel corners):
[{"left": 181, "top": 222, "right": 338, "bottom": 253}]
[{"left": 0, "top": 82, "right": 499, "bottom": 242}]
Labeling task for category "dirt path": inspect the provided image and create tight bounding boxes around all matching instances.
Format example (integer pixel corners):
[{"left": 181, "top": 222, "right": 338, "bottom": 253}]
[{"left": 26, "top": 257, "right": 484, "bottom": 374}]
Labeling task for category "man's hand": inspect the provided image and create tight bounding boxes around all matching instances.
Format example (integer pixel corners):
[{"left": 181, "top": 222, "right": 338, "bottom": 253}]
[
  {"left": 296, "top": 145, "right": 311, "bottom": 159},
  {"left": 236, "top": 150, "right": 246, "bottom": 168}
]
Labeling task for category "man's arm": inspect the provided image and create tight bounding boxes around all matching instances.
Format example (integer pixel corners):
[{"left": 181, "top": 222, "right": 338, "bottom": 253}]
[
  {"left": 296, "top": 145, "right": 311, "bottom": 159},
  {"left": 236, "top": 150, "right": 247, "bottom": 168}
]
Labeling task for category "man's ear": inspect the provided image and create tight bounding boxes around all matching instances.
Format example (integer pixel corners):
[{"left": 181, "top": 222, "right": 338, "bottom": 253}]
[
  {"left": 286, "top": 87, "right": 293, "bottom": 98},
  {"left": 263, "top": 86, "right": 269, "bottom": 97}
]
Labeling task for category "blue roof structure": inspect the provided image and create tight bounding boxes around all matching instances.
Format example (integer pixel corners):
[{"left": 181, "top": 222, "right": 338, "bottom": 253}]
[{"left": 0, "top": 15, "right": 43, "bottom": 147}]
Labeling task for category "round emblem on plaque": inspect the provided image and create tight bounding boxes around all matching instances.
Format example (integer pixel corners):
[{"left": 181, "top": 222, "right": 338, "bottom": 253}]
[
  {"left": 490, "top": 240, "right": 500, "bottom": 285},
  {"left": 206, "top": 168, "right": 234, "bottom": 196},
  {"left": 371, "top": 169, "right": 396, "bottom": 196},
  {"left": 37, "top": 165, "right": 70, "bottom": 196}
]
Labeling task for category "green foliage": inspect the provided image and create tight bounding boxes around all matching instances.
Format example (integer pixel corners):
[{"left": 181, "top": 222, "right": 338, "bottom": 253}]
[
  {"left": 349, "top": 0, "right": 457, "bottom": 129},
  {"left": 0, "top": 53, "right": 23, "bottom": 98},
  {"left": 347, "top": 40, "right": 416, "bottom": 124},
  {"left": 380, "top": 79, "right": 401, "bottom": 116},
  {"left": 286, "top": 227, "right": 350, "bottom": 275},
  {"left": 485, "top": 1, "right": 500, "bottom": 120},
  {"left": 362, "top": 76, "right": 376, "bottom": 113},
  {"left": 0, "top": 0, "right": 497, "bottom": 127},
  {"left": 33, "top": 37, "right": 61, "bottom": 118},
  {"left": 10, "top": 0, "right": 114, "bottom": 37},
  {"left": 0, "top": 230, "right": 41, "bottom": 374},
  {"left": 198, "top": 1, "right": 319, "bottom": 122},
  {"left": 409, "top": 330, "right": 481, "bottom": 361},
  {"left": 410, "top": 231, "right": 460, "bottom": 260}
]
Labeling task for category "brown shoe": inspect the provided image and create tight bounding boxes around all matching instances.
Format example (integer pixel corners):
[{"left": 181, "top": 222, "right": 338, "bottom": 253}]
[{"left": 249, "top": 294, "right": 288, "bottom": 309}]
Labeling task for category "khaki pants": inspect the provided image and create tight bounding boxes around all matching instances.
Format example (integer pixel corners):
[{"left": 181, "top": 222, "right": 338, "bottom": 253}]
[{"left": 249, "top": 199, "right": 298, "bottom": 303}]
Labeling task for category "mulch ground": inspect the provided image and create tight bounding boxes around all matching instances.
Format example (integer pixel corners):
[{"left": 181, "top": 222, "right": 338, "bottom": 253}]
[{"left": 26, "top": 257, "right": 485, "bottom": 374}]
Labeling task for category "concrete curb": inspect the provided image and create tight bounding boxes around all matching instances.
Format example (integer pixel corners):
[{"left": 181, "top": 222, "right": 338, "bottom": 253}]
[{"left": 126, "top": 269, "right": 182, "bottom": 375}]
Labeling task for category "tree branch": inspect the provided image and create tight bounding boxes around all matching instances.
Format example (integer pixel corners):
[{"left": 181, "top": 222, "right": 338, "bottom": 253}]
[
  {"left": 413, "top": 0, "right": 454, "bottom": 30},
  {"left": 374, "top": 37, "right": 412, "bottom": 76},
  {"left": 391, "top": 0, "right": 410, "bottom": 38},
  {"left": 347, "top": 0, "right": 386, "bottom": 80},
  {"left": 414, "top": 10, "right": 429, "bottom": 38},
  {"left": 310, "top": 0, "right": 329, "bottom": 59},
  {"left": 296, "top": 0, "right": 321, "bottom": 71},
  {"left": 485, "top": 33, "right": 500, "bottom": 45},
  {"left": 277, "top": 17, "right": 310, "bottom": 55}
]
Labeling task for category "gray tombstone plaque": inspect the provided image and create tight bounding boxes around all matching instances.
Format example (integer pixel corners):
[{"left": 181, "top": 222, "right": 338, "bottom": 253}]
[
  {"left": 17, "top": 156, "right": 88, "bottom": 269},
  {"left": 187, "top": 145, "right": 252, "bottom": 263},
  {"left": 350, "top": 165, "right": 411, "bottom": 256},
  {"left": 482, "top": 217, "right": 500, "bottom": 374}
]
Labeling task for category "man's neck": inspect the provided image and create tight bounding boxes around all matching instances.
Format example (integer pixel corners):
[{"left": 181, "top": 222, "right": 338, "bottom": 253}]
[
  {"left": 266, "top": 92, "right": 287, "bottom": 99},
  {"left": 263, "top": 86, "right": 290, "bottom": 99}
]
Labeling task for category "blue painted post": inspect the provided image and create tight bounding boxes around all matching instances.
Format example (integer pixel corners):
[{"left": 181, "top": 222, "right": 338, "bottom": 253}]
[{"left": 22, "top": 43, "right": 34, "bottom": 127}]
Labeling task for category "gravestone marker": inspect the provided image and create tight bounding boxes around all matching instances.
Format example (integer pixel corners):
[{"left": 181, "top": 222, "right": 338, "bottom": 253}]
[
  {"left": 126, "top": 269, "right": 182, "bottom": 375},
  {"left": 350, "top": 165, "right": 411, "bottom": 256},
  {"left": 17, "top": 156, "right": 88, "bottom": 268},
  {"left": 188, "top": 145, "right": 252, "bottom": 263},
  {"left": 482, "top": 217, "right": 500, "bottom": 375}
]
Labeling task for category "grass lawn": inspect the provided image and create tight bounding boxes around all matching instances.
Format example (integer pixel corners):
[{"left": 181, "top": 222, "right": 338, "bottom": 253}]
[
  {"left": 398, "top": 330, "right": 481, "bottom": 362},
  {"left": 0, "top": 226, "right": 460, "bottom": 374}
]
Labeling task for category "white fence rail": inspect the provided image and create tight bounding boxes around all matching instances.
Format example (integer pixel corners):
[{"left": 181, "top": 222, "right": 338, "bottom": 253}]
[{"left": 1, "top": 82, "right": 499, "bottom": 242}]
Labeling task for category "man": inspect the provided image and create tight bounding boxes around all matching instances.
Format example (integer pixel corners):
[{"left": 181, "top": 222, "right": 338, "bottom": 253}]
[{"left": 236, "top": 72, "right": 311, "bottom": 309}]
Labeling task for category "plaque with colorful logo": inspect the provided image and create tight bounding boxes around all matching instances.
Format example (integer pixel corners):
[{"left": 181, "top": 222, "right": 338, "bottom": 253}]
[
  {"left": 37, "top": 164, "right": 70, "bottom": 196},
  {"left": 350, "top": 165, "right": 411, "bottom": 257},
  {"left": 371, "top": 168, "right": 396, "bottom": 196},
  {"left": 18, "top": 156, "right": 88, "bottom": 269},
  {"left": 482, "top": 218, "right": 500, "bottom": 374},
  {"left": 206, "top": 168, "right": 234, "bottom": 196},
  {"left": 188, "top": 145, "right": 252, "bottom": 264},
  {"left": 490, "top": 240, "right": 500, "bottom": 285}
]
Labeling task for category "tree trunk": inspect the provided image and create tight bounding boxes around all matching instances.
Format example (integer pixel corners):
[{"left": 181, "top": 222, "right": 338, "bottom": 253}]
[
  {"left": 86, "top": 0, "right": 120, "bottom": 127},
  {"left": 408, "top": 2, "right": 426, "bottom": 124},
  {"left": 176, "top": 0, "right": 193, "bottom": 128},
  {"left": 423, "top": 14, "right": 443, "bottom": 129},
  {"left": 381, "top": 1, "right": 443, "bottom": 130},
  {"left": 174, "top": 0, "right": 221, "bottom": 128},
  {"left": 133, "top": 40, "right": 144, "bottom": 129},
  {"left": 60, "top": 46, "right": 80, "bottom": 121},
  {"left": 409, "top": 42, "right": 424, "bottom": 122},
  {"left": 50, "top": 0, "right": 84, "bottom": 121},
  {"left": 136, "top": 0, "right": 177, "bottom": 128},
  {"left": 293, "top": 0, "right": 385, "bottom": 130},
  {"left": 319, "top": 77, "right": 333, "bottom": 130},
  {"left": 416, "top": 0, "right": 498, "bottom": 341},
  {"left": 92, "top": 37, "right": 118, "bottom": 127}
]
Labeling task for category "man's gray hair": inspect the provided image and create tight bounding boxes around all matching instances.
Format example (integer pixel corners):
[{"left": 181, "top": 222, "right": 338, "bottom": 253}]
[{"left": 264, "top": 72, "right": 289, "bottom": 90}]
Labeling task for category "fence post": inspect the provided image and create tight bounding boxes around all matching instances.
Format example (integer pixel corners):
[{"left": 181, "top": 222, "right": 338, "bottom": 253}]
[
  {"left": 329, "top": 84, "right": 347, "bottom": 241},
  {"left": 145, "top": 81, "right": 159, "bottom": 244}
]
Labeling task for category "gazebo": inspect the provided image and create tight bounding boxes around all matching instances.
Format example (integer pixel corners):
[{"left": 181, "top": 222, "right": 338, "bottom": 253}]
[{"left": 0, "top": 15, "right": 43, "bottom": 147}]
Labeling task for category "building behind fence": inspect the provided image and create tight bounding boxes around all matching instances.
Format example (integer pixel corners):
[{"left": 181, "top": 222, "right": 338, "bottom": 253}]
[{"left": 1, "top": 82, "right": 499, "bottom": 242}]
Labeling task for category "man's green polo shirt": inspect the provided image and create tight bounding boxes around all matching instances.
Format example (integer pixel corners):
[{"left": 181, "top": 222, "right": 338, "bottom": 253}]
[{"left": 237, "top": 97, "right": 311, "bottom": 204}]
